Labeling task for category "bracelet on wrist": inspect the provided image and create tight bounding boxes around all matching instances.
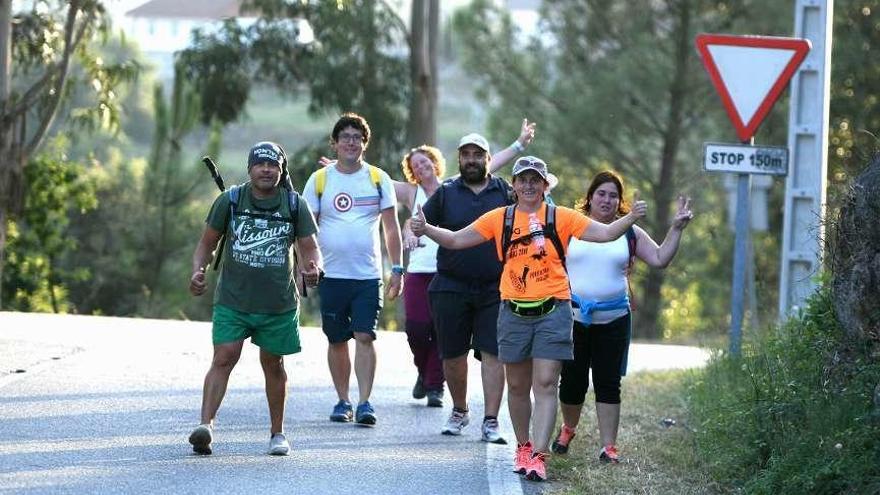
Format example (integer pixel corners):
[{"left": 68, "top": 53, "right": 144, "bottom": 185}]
[
  {"left": 510, "top": 140, "right": 525, "bottom": 154},
  {"left": 391, "top": 264, "right": 405, "bottom": 275}
]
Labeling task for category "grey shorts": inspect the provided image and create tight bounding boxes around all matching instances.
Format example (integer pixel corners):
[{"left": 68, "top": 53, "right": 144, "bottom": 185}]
[{"left": 497, "top": 299, "right": 574, "bottom": 363}]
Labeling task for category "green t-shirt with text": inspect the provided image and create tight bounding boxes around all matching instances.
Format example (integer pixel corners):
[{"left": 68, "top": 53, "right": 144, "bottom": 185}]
[{"left": 206, "top": 183, "right": 318, "bottom": 314}]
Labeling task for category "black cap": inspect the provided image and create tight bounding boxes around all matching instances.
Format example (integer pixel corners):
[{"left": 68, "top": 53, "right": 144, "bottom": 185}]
[{"left": 248, "top": 141, "right": 284, "bottom": 169}]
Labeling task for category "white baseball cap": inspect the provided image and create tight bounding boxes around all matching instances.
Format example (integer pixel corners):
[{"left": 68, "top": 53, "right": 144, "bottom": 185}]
[
  {"left": 457, "top": 133, "right": 490, "bottom": 152},
  {"left": 512, "top": 156, "right": 550, "bottom": 180}
]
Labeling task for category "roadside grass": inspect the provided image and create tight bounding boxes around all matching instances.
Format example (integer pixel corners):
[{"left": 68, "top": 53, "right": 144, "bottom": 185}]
[{"left": 548, "top": 369, "right": 726, "bottom": 495}]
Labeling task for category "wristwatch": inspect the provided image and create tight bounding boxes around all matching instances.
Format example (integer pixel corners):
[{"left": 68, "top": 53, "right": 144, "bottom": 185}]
[{"left": 391, "top": 264, "right": 405, "bottom": 275}]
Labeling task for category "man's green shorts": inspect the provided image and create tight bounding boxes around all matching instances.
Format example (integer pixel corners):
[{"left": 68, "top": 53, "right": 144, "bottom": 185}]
[{"left": 212, "top": 304, "right": 301, "bottom": 356}]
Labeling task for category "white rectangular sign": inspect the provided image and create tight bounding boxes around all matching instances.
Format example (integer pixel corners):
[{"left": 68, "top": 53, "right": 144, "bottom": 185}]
[{"left": 702, "top": 142, "right": 788, "bottom": 175}]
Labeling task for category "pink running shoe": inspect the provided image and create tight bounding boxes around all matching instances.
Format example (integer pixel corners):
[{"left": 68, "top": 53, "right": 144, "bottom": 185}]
[
  {"left": 525, "top": 452, "right": 548, "bottom": 482},
  {"left": 513, "top": 441, "right": 533, "bottom": 474},
  {"left": 551, "top": 424, "right": 577, "bottom": 454},
  {"left": 599, "top": 444, "right": 621, "bottom": 463}
]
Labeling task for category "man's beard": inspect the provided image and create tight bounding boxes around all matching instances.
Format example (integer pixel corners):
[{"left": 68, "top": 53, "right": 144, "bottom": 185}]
[{"left": 459, "top": 161, "right": 488, "bottom": 185}]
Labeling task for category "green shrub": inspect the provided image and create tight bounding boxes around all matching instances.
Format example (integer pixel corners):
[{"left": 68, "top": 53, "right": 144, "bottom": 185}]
[{"left": 687, "top": 280, "right": 880, "bottom": 494}]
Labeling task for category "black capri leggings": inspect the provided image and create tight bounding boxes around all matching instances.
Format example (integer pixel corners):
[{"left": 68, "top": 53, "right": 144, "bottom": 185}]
[{"left": 558, "top": 312, "right": 631, "bottom": 405}]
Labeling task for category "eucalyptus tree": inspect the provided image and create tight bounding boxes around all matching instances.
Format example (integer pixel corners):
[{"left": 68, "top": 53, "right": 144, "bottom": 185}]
[{"left": 0, "top": 0, "right": 138, "bottom": 308}]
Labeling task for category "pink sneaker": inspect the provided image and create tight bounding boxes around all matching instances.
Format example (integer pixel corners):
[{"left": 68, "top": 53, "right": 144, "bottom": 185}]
[
  {"left": 599, "top": 444, "right": 620, "bottom": 463},
  {"left": 513, "top": 441, "right": 533, "bottom": 474},
  {"left": 525, "top": 451, "right": 548, "bottom": 481},
  {"left": 551, "top": 424, "right": 576, "bottom": 454}
]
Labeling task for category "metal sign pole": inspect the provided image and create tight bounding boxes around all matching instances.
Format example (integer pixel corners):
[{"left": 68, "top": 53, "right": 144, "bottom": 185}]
[{"left": 729, "top": 137, "right": 754, "bottom": 356}]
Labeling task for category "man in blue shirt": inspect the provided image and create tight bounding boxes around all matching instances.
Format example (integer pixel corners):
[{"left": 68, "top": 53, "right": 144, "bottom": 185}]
[{"left": 420, "top": 133, "right": 513, "bottom": 444}]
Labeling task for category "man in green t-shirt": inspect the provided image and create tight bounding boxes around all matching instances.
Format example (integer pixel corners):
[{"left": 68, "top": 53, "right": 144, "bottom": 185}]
[{"left": 187, "top": 141, "right": 323, "bottom": 456}]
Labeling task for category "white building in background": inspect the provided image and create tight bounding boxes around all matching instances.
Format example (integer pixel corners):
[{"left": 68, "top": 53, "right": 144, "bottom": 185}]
[
  {"left": 115, "top": 0, "right": 243, "bottom": 80},
  {"left": 109, "top": 0, "right": 538, "bottom": 81}
]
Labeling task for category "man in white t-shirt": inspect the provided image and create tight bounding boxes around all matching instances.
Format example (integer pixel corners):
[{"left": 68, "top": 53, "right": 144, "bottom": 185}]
[{"left": 302, "top": 112, "right": 403, "bottom": 426}]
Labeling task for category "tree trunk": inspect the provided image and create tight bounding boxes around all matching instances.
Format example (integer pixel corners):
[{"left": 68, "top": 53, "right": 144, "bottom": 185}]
[
  {"left": 0, "top": 0, "right": 12, "bottom": 310},
  {"left": 406, "top": 0, "right": 438, "bottom": 148},
  {"left": 0, "top": 1, "right": 88, "bottom": 310},
  {"left": 634, "top": 1, "right": 691, "bottom": 340}
]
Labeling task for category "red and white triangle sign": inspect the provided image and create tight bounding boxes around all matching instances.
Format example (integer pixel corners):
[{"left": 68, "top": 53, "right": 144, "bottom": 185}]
[{"left": 696, "top": 34, "right": 811, "bottom": 142}]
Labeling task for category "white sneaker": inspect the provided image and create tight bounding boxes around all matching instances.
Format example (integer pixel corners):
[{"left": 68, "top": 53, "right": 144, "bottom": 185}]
[
  {"left": 481, "top": 418, "right": 507, "bottom": 444},
  {"left": 268, "top": 432, "right": 290, "bottom": 456},
  {"left": 188, "top": 423, "right": 213, "bottom": 455},
  {"left": 441, "top": 409, "right": 470, "bottom": 436}
]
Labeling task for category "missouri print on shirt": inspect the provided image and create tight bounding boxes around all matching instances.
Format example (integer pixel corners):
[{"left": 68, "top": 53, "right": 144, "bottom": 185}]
[{"left": 231, "top": 211, "right": 291, "bottom": 268}]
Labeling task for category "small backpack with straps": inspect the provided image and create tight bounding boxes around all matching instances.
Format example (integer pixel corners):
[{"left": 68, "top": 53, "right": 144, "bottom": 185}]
[
  {"left": 432, "top": 176, "right": 515, "bottom": 222},
  {"left": 314, "top": 164, "right": 383, "bottom": 202},
  {"left": 500, "top": 204, "right": 567, "bottom": 268},
  {"left": 500, "top": 206, "right": 638, "bottom": 305},
  {"left": 623, "top": 226, "right": 637, "bottom": 308},
  {"left": 226, "top": 184, "right": 301, "bottom": 239}
]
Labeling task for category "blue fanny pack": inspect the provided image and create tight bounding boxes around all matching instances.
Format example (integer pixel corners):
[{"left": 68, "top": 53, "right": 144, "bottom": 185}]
[{"left": 570, "top": 294, "right": 630, "bottom": 326}]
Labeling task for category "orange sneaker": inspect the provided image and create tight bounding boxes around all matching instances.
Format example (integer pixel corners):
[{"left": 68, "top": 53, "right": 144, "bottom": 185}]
[
  {"left": 551, "top": 424, "right": 577, "bottom": 454},
  {"left": 513, "top": 441, "right": 533, "bottom": 474},
  {"left": 525, "top": 451, "right": 548, "bottom": 482},
  {"left": 599, "top": 444, "right": 620, "bottom": 463}
]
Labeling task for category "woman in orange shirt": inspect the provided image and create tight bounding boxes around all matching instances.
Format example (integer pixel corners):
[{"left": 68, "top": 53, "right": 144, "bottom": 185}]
[{"left": 411, "top": 156, "right": 647, "bottom": 482}]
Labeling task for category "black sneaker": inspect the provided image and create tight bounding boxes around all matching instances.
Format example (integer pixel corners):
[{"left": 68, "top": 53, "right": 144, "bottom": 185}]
[
  {"left": 426, "top": 389, "right": 443, "bottom": 407},
  {"left": 356, "top": 401, "right": 377, "bottom": 426},
  {"left": 188, "top": 424, "right": 213, "bottom": 455},
  {"left": 412, "top": 375, "right": 426, "bottom": 399}
]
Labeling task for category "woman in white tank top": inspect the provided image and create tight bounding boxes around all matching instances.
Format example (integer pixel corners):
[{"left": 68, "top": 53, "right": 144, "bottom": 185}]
[
  {"left": 398, "top": 146, "right": 447, "bottom": 406},
  {"left": 551, "top": 171, "right": 694, "bottom": 463}
]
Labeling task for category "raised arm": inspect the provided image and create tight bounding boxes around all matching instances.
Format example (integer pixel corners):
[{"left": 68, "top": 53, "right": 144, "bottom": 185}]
[
  {"left": 635, "top": 195, "right": 693, "bottom": 268},
  {"left": 410, "top": 204, "right": 488, "bottom": 250},
  {"left": 490, "top": 118, "right": 536, "bottom": 173},
  {"left": 579, "top": 192, "right": 648, "bottom": 242}
]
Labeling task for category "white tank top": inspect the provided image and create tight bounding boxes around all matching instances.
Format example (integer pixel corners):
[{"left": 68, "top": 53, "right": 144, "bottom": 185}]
[
  {"left": 567, "top": 234, "right": 631, "bottom": 324},
  {"left": 407, "top": 185, "right": 439, "bottom": 273}
]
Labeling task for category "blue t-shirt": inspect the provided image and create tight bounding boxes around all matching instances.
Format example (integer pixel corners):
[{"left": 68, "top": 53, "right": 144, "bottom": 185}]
[{"left": 421, "top": 175, "right": 513, "bottom": 292}]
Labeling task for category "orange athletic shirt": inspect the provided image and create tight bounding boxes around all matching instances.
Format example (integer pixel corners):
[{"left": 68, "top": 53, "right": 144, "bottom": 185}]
[{"left": 471, "top": 203, "right": 590, "bottom": 301}]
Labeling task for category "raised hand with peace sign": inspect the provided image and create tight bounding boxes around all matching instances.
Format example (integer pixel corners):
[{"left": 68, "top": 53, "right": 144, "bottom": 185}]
[{"left": 671, "top": 195, "right": 694, "bottom": 230}]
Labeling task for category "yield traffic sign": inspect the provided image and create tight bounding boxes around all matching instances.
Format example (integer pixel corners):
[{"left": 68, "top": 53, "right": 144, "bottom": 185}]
[{"left": 695, "top": 34, "right": 811, "bottom": 142}]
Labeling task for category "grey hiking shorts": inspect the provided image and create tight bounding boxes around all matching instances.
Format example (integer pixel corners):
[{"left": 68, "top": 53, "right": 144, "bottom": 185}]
[{"left": 496, "top": 299, "right": 574, "bottom": 363}]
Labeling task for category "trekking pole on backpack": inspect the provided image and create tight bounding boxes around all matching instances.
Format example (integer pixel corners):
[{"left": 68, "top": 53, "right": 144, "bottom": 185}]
[
  {"left": 202, "top": 156, "right": 226, "bottom": 192},
  {"left": 202, "top": 156, "right": 227, "bottom": 270}
]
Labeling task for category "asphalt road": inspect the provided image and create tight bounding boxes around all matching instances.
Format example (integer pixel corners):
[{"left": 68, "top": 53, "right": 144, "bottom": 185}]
[{"left": 0, "top": 312, "right": 710, "bottom": 494}]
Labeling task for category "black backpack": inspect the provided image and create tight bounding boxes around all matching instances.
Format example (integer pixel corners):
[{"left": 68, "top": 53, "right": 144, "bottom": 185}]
[
  {"left": 226, "top": 183, "right": 300, "bottom": 238},
  {"left": 212, "top": 184, "right": 301, "bottom": 271},
  {"left": 432, "top": 175, "right": 514, "bottom": 218},
  {"left": 500, "top": 204, "right": 567, "bottom": 269},
  {"left": 500, "top": 205, "right": 637, "bottom": 276}
]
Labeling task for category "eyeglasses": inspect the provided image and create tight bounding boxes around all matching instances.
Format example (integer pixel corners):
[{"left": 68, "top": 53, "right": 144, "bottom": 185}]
[{"left": 337, "top": 133, "right": 364, "bottom": 143}]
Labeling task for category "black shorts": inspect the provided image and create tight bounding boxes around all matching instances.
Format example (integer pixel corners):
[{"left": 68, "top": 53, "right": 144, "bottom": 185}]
[{"left": 430, "top": 290, "right": 500, "bottom": 359}]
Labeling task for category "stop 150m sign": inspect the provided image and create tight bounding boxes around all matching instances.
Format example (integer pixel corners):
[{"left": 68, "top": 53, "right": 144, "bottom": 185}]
[{"left": 702, "top": 142, "right": 789, "bottom": 176}]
